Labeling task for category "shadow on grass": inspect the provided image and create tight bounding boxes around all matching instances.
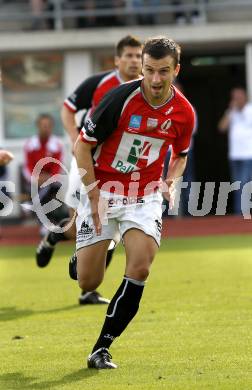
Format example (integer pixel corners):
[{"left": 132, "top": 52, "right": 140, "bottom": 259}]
[
  {"left": 0, "top": 369, "right": 98, "bottom": 389},
  {"left": 0, "top": 304, "right": 78, "bottom": 322}
]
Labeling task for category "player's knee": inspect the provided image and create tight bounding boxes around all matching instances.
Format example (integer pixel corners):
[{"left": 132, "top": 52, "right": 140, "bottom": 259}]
[
  {"left": 78, "top": 276, "right": 102, "bottom": 291},
  {"left": 129, "top": 262, "right": 150, "bottom": 281},
  {"left": 136, "top": 265, "right": 150, "bottom": 281},
  {"left": 127, "top": 252, "right": 155, "bottom": 281}
]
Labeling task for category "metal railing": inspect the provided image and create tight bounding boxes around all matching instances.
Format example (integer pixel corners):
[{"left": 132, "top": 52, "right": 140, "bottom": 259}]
[{"left": 0, "top": 0, "right": 252, "bottom": 31}]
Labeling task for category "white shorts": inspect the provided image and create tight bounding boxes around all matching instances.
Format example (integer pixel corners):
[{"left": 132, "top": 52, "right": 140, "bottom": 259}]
[
  {"left": 64, "top": 157, "right": 83, "bottom": 209},
  {"left": 76, "top": 190, "right": 163, "bottom": 251}
]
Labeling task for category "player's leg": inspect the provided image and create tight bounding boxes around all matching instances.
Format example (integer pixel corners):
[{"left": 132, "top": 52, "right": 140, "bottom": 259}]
[
  {"left": 76, "top": 240, "right": 111, "bottom": 292},
  {"left": 74, "top": 201, "right": 119, "bottom": 304},
  {"left": 78, "top": 237, "right": 119, "bottom": 305},
  {"left": 87, "top": 229, "right": 158, "bottom": 369},
  {"left": 87, "top": 197, "right": 162, "bottom": 369},
  {"left": 35, "top": 156, "right": 80, "bottom": 267},
  {"left": 36, "top": 207, "right": 76, "bottom": 267}
]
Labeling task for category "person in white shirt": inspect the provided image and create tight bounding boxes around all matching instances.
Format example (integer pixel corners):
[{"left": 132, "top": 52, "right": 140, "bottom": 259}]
[{"left": 218, "top": 87, "right": 252, "bottom": 215}]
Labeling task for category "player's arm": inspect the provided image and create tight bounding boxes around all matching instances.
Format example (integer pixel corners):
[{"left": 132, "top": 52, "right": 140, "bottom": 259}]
[
  {"left": 61, "top": 105, "right": 79, "bottom": 147},
  {"left": 164, "top": 105, "right": 195, "bottom": 206},
  {"left": 73, "top": 84, "right": 120, "bottom": 235},
  {"left": 74, "top": 137, "right": 101, "bottom": 235},
  {"left": 166, "top": 151, "right": 187, "bottom": 183},
  {"left": 62, "top": 72, "right": 110, "bottom": 148},
  {"left": 163, "top": 151, "right": 187, "bottom": 207},
  {"left": 218, "top": 109, "right": 231, "bottom": 133},
  {"left": 0, "top": 149, "right": 14, "bottom": 166}
]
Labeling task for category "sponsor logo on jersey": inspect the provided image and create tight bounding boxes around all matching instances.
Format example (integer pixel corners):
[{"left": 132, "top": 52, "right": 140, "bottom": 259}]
[
  {"left": 165, "top": 106, "right": 173, "bottom": 115},
  {"left": 129, "top": 115, "right": 142, "bottom": 129},
  {"left": 69, "top": 92, "right": 77, "bottom": 102},
  {"left": 160, "top": 119, "right": 172, "bottom": 134},
  {"left": 111, "top": 133, "right": 164, "bottom": 173},
  {"left": 86, "top": 118, "right": 96, "bottom": 134},
  {"left": 147, "top": 118, "right": 158, "bottom": 129},
  {"left": 108, "top": 196, "right": 144, "bottom": 207}
]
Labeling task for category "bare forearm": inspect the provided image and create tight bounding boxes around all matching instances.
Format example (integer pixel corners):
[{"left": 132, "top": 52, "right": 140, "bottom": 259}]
[
  {"left": 61, "top": 106, "right": 79, "bottom": 145},
  {"left": 74, "top": 137, "right": 98, "bottom": 190},
  {"left": 74, "top": 137, "right": 101, "bottom": 234},
  {"left": 218, "top": 110, "right": 230, "bottom": 133},
  {"left": 166, "top": 153, "right": 187, "bottom": 184}
]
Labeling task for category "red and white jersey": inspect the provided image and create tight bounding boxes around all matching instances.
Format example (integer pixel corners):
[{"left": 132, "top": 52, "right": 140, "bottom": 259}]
[
  {"left": 23, "top": 135, "right": 63, "bottom": 182},
  {"left": 80, "top": 80, "right": 195, "bottom": 196},
  {"left": 63, "top": 70, "right": 122, "bottom": 115},
  {"left": 91, "top": 70, "right": 123, "bottom": 112}
]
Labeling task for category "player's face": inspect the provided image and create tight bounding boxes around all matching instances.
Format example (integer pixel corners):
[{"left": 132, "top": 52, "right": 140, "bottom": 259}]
[
  {"left": 142, "top": 54, "right": 180, "bottom": 105},
  {"left": 230, "top": 88, "right": 247, "bottom": 110},
  {"left": 37, "top": 118, "right": 53, "bottom": 139},
  {"left": 115, "top": 46, "right": 142, "bottom": 81}
]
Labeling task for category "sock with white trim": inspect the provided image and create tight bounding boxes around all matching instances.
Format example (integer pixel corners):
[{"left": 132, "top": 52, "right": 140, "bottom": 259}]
[{"left": 92, "top": 276, "right": 145, "bottom": 353}]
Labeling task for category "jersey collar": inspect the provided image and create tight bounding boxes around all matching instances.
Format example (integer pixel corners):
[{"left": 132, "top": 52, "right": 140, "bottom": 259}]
[{"left": 141, "top": 83, "right": 175, "bottom": 109}]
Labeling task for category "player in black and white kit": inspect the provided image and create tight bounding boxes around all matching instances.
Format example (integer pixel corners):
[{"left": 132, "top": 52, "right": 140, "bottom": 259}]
[{"left": 36, "top": 35, "right": 142, "bottom": 305}]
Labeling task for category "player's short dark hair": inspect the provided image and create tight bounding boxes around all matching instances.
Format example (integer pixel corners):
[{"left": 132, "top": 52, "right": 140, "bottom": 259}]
[
  {"left": 142, "top": 37, "right": 181, "bottom": 67},
  {"left": 116, "top": 35, "right": 142, "bottom": 57}
]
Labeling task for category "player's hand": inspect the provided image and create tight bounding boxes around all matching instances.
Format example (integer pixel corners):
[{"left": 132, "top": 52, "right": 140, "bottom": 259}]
[
  {"left": 0, "top": 150, "right": 14, "bottom": 166},
  {"left": 88, "top": 187, "right": 102, "bottom": 235},
  {"left": 161, "top": 179, "right": 176, "bottom": 209}
]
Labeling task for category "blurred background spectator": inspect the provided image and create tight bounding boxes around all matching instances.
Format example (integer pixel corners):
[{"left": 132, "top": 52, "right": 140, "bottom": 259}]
[
  {"left": 0, "top": 149, "right": 13, "bottom": 217},
  {"left": 132, "top": 0, "right": 160, "bottom": 25},
  {"left": 218, "top": 87, "right": 252, "bottom": 216},
  {"left": 22, "top": 113, "right": 64, "bottom": 235},
  {"left": 30, "top": 0, "right": 46, "bottom": 29},
  {"left": 30, "top": 0, "right": 56, "bottom": 30},
  {"left": 76, "top": 0, "right": 126, "bottom": 28},
  {"left": 172, "top": 0, "right": 206, "bottom": 25}
]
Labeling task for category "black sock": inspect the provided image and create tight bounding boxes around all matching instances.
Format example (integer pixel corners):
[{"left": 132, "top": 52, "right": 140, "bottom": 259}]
[
  {"left": 47, "top": 218, "right": 71, "bottom": 246},
  {"left": 105, "top": 248, "right": 115, "bottom": 269},
  {"left": 92, "top": 277, "right": 145, "bottom": 353}
]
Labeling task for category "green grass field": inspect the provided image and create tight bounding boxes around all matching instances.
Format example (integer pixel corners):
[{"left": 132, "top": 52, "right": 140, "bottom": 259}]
[{"left": 1, "top": 235, "right": 252, "bottom": 390}]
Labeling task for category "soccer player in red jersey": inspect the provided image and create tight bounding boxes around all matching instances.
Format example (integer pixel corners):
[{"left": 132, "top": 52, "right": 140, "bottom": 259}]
[
  {"left": 36, "top": 35, "right": 142, "bottom": 304},
  {"left": 74, "top": 36, "right": 195, "bottom": 368}
]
